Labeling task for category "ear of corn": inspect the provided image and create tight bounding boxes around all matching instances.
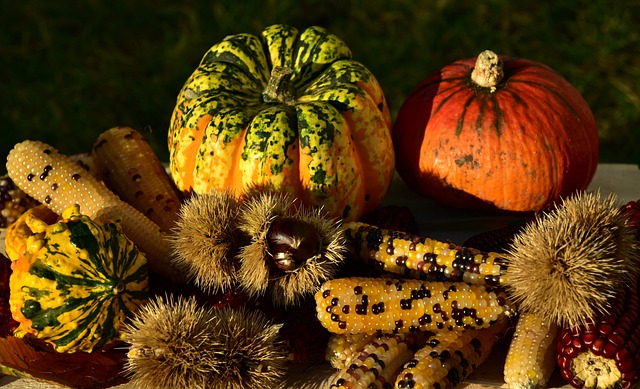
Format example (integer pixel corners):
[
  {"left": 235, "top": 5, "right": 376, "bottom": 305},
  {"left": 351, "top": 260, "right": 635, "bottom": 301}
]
[
  {"left": 5, "top": 140, "right": 183, "bottom": 283},
  {"left": 315, "top": 276, "right": 514, "bottom": 335},
  {"left": 344, "top": 222, "right": 508, "bottom": 287},
  {"left": 327, "top": 331, "right": 428, "bottom": 389},
  {"left": 326, "top": 332, "right": 378, "bottom": 369},
  {"left": 504, "top": 311, "right": 558, "bottom": 389},
  {"left": 92, "top": 126, "right": 183, "bottom": 233},
  {"left": 463, "top": 224, "right": 524, "bottom": 254},
  {"left": 395, "top": 316, "right": 510, "bottom": 389},
  {"left": 556, "top": 276, "right": 639, "bottom": 389},
  {"left": 6, "top": 140, "right": 120, "bottom": 216}
]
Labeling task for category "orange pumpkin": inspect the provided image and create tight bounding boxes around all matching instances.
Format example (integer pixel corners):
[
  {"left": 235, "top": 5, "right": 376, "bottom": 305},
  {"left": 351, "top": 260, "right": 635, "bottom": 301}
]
[{"left": 393, "top": 50, "right": 599, "bottom": 212}]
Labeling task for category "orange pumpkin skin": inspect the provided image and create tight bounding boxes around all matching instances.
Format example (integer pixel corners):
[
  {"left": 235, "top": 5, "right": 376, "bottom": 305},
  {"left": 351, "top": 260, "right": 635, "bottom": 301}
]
[{"left": 393, "top": 51, "right": 599, "bottom": 212}]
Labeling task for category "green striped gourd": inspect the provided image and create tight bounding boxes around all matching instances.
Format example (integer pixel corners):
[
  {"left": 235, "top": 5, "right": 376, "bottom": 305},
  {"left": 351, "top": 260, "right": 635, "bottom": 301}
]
[
  {"left": 8, "top": 204, "right": 149, "bottom": 353},
  {"left": 168, "top": 24, "right": 394, "bottom": 221}
]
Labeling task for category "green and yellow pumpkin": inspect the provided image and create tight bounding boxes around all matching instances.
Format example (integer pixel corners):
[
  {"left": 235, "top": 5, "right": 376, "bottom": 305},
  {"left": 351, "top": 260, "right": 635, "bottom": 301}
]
[
  {"left": 168, "top": 24, "right": 394, "bottom": 221},
  {"left": 7, "top": 204, "right": 149, "bottom": 353}
]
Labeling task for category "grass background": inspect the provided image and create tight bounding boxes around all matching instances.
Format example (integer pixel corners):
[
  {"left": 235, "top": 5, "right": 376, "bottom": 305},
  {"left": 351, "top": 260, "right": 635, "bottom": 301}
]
[{"left": 2, "top": 0, "right": 639, "bottom": 172}]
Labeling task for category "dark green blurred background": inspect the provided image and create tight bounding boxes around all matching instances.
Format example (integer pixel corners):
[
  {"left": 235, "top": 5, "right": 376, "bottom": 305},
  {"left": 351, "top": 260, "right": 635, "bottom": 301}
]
[{"left": 2, "top": 0, "right": 640, "bottom": 172}]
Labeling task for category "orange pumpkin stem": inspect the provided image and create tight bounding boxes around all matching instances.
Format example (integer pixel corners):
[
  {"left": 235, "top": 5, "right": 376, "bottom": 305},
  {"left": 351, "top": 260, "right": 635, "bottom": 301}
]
[
  {"left": 263, "top": 66, "right": 296, "bottom": 104},
  {"left": 471, "top": 50, "right": 504, "bottom": 90}
]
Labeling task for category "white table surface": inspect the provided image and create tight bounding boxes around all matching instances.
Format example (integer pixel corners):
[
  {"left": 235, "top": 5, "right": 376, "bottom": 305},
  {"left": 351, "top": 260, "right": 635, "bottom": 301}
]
[{"left": 2, "top": 163, "right": 639, "bottom": 389}]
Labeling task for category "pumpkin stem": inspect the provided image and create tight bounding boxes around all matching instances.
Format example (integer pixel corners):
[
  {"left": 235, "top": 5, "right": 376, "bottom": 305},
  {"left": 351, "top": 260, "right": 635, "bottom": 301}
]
[
  {"left": 263, "top": 66, "right": 297, "bottom": 104},
  {"left": 471, "top": 50, "right": 504, "bottom": 91}
]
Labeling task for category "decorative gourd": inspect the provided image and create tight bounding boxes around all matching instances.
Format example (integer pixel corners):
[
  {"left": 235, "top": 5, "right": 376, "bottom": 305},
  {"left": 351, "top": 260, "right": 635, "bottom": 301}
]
[
  {"left": 7, "top": 204, "right": 149, "bottom": 353},
  {"left": 393, "top": 50, "right": 599, "bottom": 212},
  {"left": 168, "top": 24, "right": 394, "bottom": 221}
]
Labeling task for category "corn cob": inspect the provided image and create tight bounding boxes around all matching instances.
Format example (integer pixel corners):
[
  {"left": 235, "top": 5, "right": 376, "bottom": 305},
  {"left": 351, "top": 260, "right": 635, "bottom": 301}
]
[
  {"left": 360, "top": 205, "right": 420, "bottom": 235},
  {"left": 344, "top": 222, "right": 508, "bottom": 286},
  {"left": 327, "top": 331, "right": 429, "bottom": 389},
  {"left": 504, "top": 311, "right": 558, "bottom": 389},
  {"left": 326, "top": 332, "right": 378, "bottom": 369},
  {"left": 463, "top": 224, "right": 525, "bottom": 254},
  {"left": 556, "top": 275, "right": 639, "bottom": 389},
  {"left": 315, "top": 276, "right": 514, "bottom": 335},
  {"left": 5, "top": 140, "right": 183, "bottom": 283},
  {"left": 395, "top": 316, "right": 510, "bottom": 389},
  {"left": 92, "top": 126, "right": 182, "bottom": 233}
]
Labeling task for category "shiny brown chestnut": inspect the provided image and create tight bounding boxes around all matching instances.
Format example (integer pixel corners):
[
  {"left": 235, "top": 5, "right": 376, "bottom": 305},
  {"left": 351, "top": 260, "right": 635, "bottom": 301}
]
[{"left": 266, "top": 217, "right": 322, "bottom": 271}]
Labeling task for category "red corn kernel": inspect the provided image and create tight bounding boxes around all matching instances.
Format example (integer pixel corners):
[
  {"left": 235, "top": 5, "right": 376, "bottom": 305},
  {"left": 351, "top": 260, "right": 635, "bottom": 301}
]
[
  {"left": 608, "top": 333, "right": 626, "bottom": 348},
  {"left": 603, "top": 342, "right": 618, "bottom": 358},
  {"left": 561, "top": 368, "right": 574, "bottom": 383},
  {"left": 558, "top": 355, "right": 572, "bottom": 370},
  {"left": 571, "top": 337, "right": 585, "bottom": 352},
  {"left": 598, "top": 322, "right": 614, "bottom": 336},
  {"left": 617, "top": 358, "right": 634, "bottom": 373},
  {"left": 581, "top": 332, "right": 599, "bottom": 346},
  {"left": 583, "top": 322, "right": 597, "bottom": 333},
  {"left": 563, "top": 345, "right": 578, "bottom": 358},
  {"left": 570, "top": 377, "right": 584, "bottom": 388},
  {"left": 622, "top": 380, "right": 635, "bottom": 389},
  {"left": 591, "top": 338, "right": 605, "bottom": 356},
  {"left": 616, "top": 348, "right": 631, "bottom": 362},
  {"left": 622, "top": 370, "right": 636, "bottom": 381},
  {"left": 561, "top": 329, "right": 574, "bottom": 345}
]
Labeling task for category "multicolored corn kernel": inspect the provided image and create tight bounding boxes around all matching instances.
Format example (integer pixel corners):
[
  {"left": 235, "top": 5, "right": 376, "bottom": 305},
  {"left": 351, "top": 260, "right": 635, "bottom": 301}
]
[
  {"left": 344, "top": 222, "right": 508, "bottom": 286},
  {"left": 556, "top": 276, "right": 639, "bottom": 389},
  {"left": 315, "top": 277, "right": 513, "bottom": 335},
  {"left": 328, "top": 331, "right": 428, "bottom": 389},
  {"left": 504, "top": 311, "right": 558, "bottom": 389},
  {"left": 92, "top": 126, "right": 183, "bottom": 234},
  {"left": 395, "top": 316, "right": 510, "bottom": 389}
]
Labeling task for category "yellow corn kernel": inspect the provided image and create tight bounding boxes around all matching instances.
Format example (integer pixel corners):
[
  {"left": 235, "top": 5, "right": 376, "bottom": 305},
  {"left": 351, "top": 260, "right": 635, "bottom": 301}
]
[
  {"left": 5, "top": 140, "right": 183, "bottom": 283},
  {"left": 92, "top": 126, "right": 183, "bottom": 233},
  {"left": 344, "top": 222, "right": 508, "bottom": 287},
  {"left": 315, "top": 277, "right": 514, "bottom": 335},
  {"left": 395, "top": 316, "right": 510, "bottom": 389},
  {"left": 504, "top": 311, "right": 558, "bottom": 389},
  {"left": 328, "top": 332, "right": 423, "bottom": 389}
]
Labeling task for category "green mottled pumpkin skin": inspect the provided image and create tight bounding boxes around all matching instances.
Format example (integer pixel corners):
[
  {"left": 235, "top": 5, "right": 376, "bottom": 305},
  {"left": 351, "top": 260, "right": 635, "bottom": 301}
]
[
  {"left": 168, "top": 24, "right": 394, "bottom": 221},
  {"left": 9, "top": 206, "right": 149, "bottom": 353}
]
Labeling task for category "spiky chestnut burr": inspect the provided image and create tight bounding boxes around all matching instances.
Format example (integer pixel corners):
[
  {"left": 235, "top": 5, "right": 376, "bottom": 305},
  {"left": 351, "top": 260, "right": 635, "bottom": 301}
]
[
  {"left": 505, "top": 191, "right": 639, "bottom": 329},
  {"left": 169, "top": 190, "right": 245, "bottom": 293},
  {"left": 236, "top": 191, "right": 347, "bottom": 307},
  {"left": 122, "top": 294, "right": 288, "bottom": 389}
]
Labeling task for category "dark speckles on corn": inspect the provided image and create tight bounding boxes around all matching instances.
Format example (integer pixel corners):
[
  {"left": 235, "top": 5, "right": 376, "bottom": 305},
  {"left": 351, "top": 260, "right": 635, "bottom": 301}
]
[
  {"left": 395, "top": 316, "right": 510, "bottom": 389},
  {"left": 327, "top": 331, "right": 432, "bottom": 389},
  {"left": 344, "top": 221, "right": 508, "bottom": 286},
  {"left": 315, "top": 277, "right": 513, "bottom": 335}
]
